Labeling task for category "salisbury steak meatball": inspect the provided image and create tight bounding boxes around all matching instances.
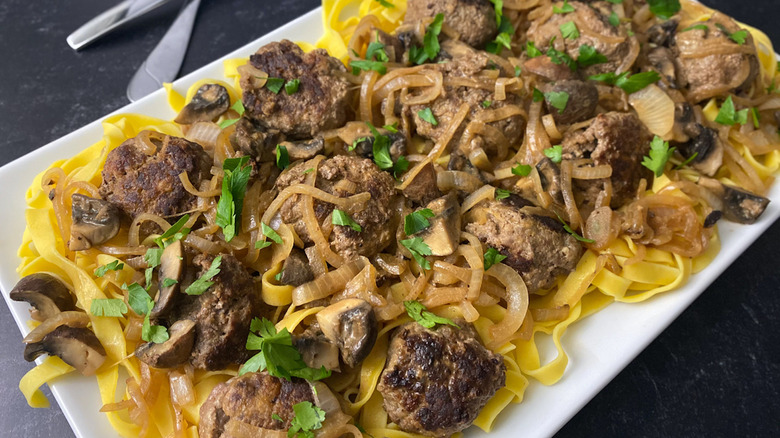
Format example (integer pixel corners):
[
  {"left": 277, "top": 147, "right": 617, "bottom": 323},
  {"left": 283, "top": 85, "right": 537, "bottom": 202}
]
[
  {"left": 378, "top": 321, "right": 505, "bottom": 436},
  {"left": 404, "top": 0, "right": 497, "bottom": 48},
  {"left": 170, "top": 253, "right": 262, "bottom": 370},
  {"left": 199, "top": 372, "right": 314, "bottom": 438},
  {"left": 100, "top": 132, "right": 211, "bottom": 219},
  {"left": 466, "top": 200, "right": 583, "bottom": 293},
  {"left": 242, "top": 40, "right": 353, "bottom": 140},
  {"left": 274, "top": 155, "right": 396, "bottom": 260}
]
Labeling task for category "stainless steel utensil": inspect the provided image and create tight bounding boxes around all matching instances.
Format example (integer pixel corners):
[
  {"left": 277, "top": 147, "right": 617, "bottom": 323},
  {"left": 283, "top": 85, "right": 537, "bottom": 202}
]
[
  {"left": 126, "top": 0, "right": 202, "bottom": 102},
  {"left": 66, "top": 0, "right": 176, "bottom": 50}
]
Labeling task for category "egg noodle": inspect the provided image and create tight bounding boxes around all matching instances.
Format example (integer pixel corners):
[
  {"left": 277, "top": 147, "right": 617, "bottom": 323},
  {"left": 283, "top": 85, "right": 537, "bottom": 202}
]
[{"left": 15, "top": 0, "right": 780, "bottom": 437}]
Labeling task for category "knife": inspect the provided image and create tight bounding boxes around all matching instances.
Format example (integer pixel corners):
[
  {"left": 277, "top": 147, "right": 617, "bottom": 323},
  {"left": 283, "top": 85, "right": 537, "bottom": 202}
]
[
  {"left": 126, "top": 0, "right": 202, "bottom": 102},
  {"left": 67, "top": 0, "right": 176, "bottom": 51}
]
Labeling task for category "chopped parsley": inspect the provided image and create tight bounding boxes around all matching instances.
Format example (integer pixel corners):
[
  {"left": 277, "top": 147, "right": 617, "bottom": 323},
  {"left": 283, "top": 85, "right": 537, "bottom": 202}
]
[
  {"left": 495, "top": 188, "right": 512, "bottom": 200},
  {"left": 545, "top": 91, "right": 570, "bottom": 113},
  {"left": 546, "top": 37, "right": 576, "bottom": 71},
  {"left": 555, "top": 213, "right": 595, "bottom": 243},
  {"left": 153, "top": 214, "right": 191, "bottom": 248},
  {"left": 608, "top": 11, "right": 620, "bottom": 27},
  {"left": 482, "top": 100, "right": 492, "bottom": 108},
  {"left": 404, "top": 208, "right": 435, "bottom": 235},
  {"left": 641, "top": 136, "right": 675, "bottom": 177},
  {"left": 486, "top": 14, "right": 513, "bottom": 54},
  {"left": 218, "top": 100, "right": 246, "bottom": 129},
  {"left": 276, "top": 144, "right": 290, "bottom": 170},
  {"left": 647, "top": 0, "right": 681, "bottom": 20},
  {"left": 265, "top": 77, "right": 285, "bottom": 94},
  {"left": 553, "top": 0, "right": 575, "bottom": 14},
  {"left": 512, "top": 163, "right": 532, "bottom": 176},
  {"left": 404, "top": 300, "right": 459, "bottom": 329},
  {"left": 366, "top": 122, "right": 408, "bottom": 178},
  {"left": 94, "top": 260, "right": 124, "bottom": 278},
  {"left": 410, "top": 13, "right": 444, "bottom": 64},
  {"left": 215, "top": 156, "right": 252, "bottom": 242},
  {"left": 383, "top": 122, "right": 399, "bottom": 133},
  {"left": 533, "top": 88, "right": 545, "bottom": 102},
  {"left": 90, "top": 298, "right": 128, "bottom": 318},
  {"left": 375, "top": 0, "right": 394, "bottom": 8},
  {"left": 577, "top": 44, "right": 608, "bottom": 68},
  {"left": 417, "top": 108, "right": 438, "bottom": 125},
  {"left": 716, "top": 23, "right": 748, "bottom": 45},
  {"left": 184, "top": 255, "right": 222, "bottom": 296},
  {"left": 674, "top": 152, "right": 698, "bottom": 170},
  {"left": 682, "top": 23, "right": 709, "bottom": 34},
  {"left": 714, "top": 95, "right": 749, "bottom": 126},
  {"left": 514, "top": 65, "right": 522, "bottom": 77},
  {"left": 239, "top": 317, "right": 331, "bottom": 381},
  {"left": 289, "top": 401, "right": 326, "bottom": 438},
  {"left": 161, "top": 278, "right": 178, "bottom": 288},
  {"left": 332, "top": 209, "right": 362, "bottom": 232},
  {"left": 255, "top": 222, "right": 283, "bottom": 250},
  {"left": 544, "top": 145, "right": 563, "bottom": 163},
  {"left": 284, "top": 78, "right": 300, "bottom": 95},
  {"left": 560, "top": 21, "right": 579, "bottom": 40},
  {"left": 483, "top": 247, "right": 508, "bottom": 271},
  {"left": 350, "top": 59, "right": 387, "bottom": 75},
  {"left": 526, "top": 41, "right": 542, "bottom": 58},
  {"left": 589, "top": 71, "right": 660, "bottom": 94},
  {"left": 400, "top": 237, "right": 432, "bottom": 270},
  {"left": 751, "top": 107, "right": 760, "bottom": 128},
  {"left": 125, "top": 283, "right": 168, "bottom": 343}
]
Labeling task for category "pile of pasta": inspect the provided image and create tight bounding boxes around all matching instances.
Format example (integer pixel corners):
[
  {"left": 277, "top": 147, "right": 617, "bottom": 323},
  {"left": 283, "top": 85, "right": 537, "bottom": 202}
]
[{"left": 15, "top": 0, "right": 780, "bottom": 437}]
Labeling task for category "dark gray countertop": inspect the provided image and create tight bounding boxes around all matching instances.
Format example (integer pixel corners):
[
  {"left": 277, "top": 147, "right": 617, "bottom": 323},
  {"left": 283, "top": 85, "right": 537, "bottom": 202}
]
[{"left": 0, "top": 1, "right": 778, "bottom": 437}]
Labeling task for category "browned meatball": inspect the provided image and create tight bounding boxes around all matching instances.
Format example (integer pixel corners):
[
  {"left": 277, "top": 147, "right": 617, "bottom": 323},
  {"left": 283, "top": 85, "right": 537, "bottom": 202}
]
[
  {"left": 404, "top": 0, "right": 498, "bottom": 48},
  {"left": 378, "top": 321, "right": 505, "bottom": 437},
  {"left": 169, "top": 253, "right": 263, "bottom": 370},
  {"left": 99, "top": 133, "right": 211, "bottom": 219},
  {"left": 544, "top": 79, "right": 599, "bottom": 125},
  {"left": 672, "top": 12, "right": 760, "bottom": 102},
  {"left": 561, "top": 111, "right": 653, "bottom": 208},
  {"left": 199, "top": 372, "right": 314, "bottom": 438},
  {"left": 241, "top": 40, "right": 353, "bottom": 140},
  {"left": 466, "top": 200, "right": 583, "bottom": 293},
  {"left": 526, "top": 1, "right": 636, "bottom": 76},
  {"left": 274, "top": 155, "right": 397, "bottom": 261}
]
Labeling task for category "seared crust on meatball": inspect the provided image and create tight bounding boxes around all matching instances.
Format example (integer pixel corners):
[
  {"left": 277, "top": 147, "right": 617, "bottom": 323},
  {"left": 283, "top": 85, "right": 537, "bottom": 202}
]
[
  {"left": 404, "top": 0, "right": 498, "bottom": 48},
  {"left": 466, "top": 200, "right": 583, "bottom": 293},
  {"left": 199, "top": 372, "right": 314, "bottom": 438},
  {"left": 242, "top": 40, "right": 354, "bottom": 140},
  {"left": 378, "top": 321, "right": 505, "bottom": 437},
  {"left": 274, "top": 155, "right": 397, "bottom": 260},
  {"left": 99, "top": 133, "right": 212, "bottom": 219},
  {"left": 170, "top": 253, "right": 263, "bottom": 370}
]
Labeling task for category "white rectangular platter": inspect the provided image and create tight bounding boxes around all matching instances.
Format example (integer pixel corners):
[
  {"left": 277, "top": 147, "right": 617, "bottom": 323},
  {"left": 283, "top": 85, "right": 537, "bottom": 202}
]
[{"left": 0, "top": 6, "right": 777, "bottom": 438}]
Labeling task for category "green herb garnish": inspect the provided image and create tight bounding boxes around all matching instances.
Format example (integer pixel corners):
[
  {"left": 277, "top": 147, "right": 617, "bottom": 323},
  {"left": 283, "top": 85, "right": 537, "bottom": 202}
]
[
  {"left": 184, "top": 255, "right": 222, "bottom": 296},
  {"left": 215, "top": 157, "right": 252, "bottom": 242},
  {"left": 404, "top": 300, "right": 459, "bottom": 329}
]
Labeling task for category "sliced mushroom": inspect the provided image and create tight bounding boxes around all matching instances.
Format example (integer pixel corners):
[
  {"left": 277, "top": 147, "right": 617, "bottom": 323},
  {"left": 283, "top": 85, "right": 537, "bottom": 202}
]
[
  {"left": 135, "top": 319, "right": 196, "bottom": 369},
  {"left": 293, "top": 332, "right": 340, "bottom": 372},
  {"left": 10, "top": 273, "right": 76, "bottom": 322},
  {"left": 151, "top": 240, "right": 185, "bottom": 319},
  {"left": 316, "top": 299, "right": 378, "bottom": 368},
  {"left": 678, "top": 126, "right": 724, "bottom": 176},
  {"left": 174, "top": 84, "right": 230, "bottom": 125},
  {"left": 646, "top": 19, "right": 678, "bottom": 47},
  {"left": 278, "top": 137, "right": 325, "bottom": 161},
  {"left": 69, "top": 194, "right": 121, "bottom": 251},
  {"left": 523, "top": 55, "right": 577, "bottom": 82},
  {"left": 372, "top": 28, "right": 404, "bottom": 63},
  {"left": 24, "top": 325, "right": 106, "bottom": 376},
  {"left": 698, "top": 178, "right": 770, "bottom": 224},
  {"left": 647, "top": 47, "right": 679, "bottom": 89},
  {"left": 402, "top": 161, "right": 442, "bottom": 206},
  {"left": 536, "top": 157, "right": 562, "bottom": 201},
  {"left": 416, "top": 193, "right": 462, "bottom": 257},
  {"left": 280, "top": 248, "right": 315, "bottom": 287},
  {"left": 23, "top": 311, "right": 91, "bottom": 344}
]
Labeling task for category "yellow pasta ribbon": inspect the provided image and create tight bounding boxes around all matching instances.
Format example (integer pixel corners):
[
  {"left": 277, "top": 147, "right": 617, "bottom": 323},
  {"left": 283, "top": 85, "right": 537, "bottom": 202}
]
[{"left": 19, "top": 356, "right": 74, "bottom": 408}]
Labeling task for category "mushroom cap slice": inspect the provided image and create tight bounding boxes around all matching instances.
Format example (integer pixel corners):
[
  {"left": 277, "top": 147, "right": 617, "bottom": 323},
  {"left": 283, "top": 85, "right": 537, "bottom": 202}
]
[
  {"left": 10, "top": 273, "right": 76, "bottom": 322},
  {"left": 174, "top": 84, "right": 230, "bottom": 125},
  {"left": 721, "top": 185, "right": 770, "bottom": 224},
  {"left": 278, "top": 138, "right": 325, "bottom": 162},
  {"left": 135, "top": 319, "right": 196, "bottom": 369},
  {"left": 69, "top": 194, "right": 121, "bottom": 251},
  {"left": 293, "top": 333, "right": 340, "bottom": 372},
  {"left": 316, "top": 298, "right": 378, "bottom": 368},
  {"left": 24, "top": 325, "right": 107, "bottom": 376},
  {"left": 151, "top": 240, "right": 185, "bottom": 319},
  {"left": 417, "top": 192, "right": 462, "bottom": 257},
  {"left": 280, "top": 249, "right": 315, "bottom": 287}
]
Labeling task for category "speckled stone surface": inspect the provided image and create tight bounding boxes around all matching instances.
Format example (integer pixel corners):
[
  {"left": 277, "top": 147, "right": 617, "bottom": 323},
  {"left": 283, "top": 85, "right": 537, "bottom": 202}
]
[{"left": 0, "top": 1, "right": 778, "bottom": 437}]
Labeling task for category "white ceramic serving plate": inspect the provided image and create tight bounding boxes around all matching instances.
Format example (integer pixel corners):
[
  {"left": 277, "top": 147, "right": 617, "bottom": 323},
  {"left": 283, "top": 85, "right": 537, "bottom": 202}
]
[{"left": 0, "top": 6, "right": 778, "bottom": 438}]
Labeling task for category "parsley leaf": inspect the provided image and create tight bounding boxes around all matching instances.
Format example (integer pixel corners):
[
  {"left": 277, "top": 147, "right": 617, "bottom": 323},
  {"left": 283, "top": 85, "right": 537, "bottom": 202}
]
[
  {"left": 544, "top": 145, "right": 563, "bottom": 163},
  {"left": 555, "top": 213, "right": 595, "bottom": 243},
  {"left": 404, "top": 300, "right": 459, "bottom": 329},
  {"left": 142, "top": 314, "right": 169, "bottom": 344},
  {"left": 514, "top": 65, "right": 522, "bottom": 77},
  {"left": 589, "top": 71, "right": 660, "bottom": 94},
  {"left": 375, "top": 0, "right": 394, "bottom": 8},
  {"left": 715, "top": 95, "right": 749, "bottom": 126},
  {"left": 239, "top": 317, "right": 331, "bottom": 381},
  {"left": 404, "top": 208, "right": 435, "bottom": 235},
  {"left": 350, "top": 59, "right": 387, "bottom": 75},
  {"left": 411, "top": 13, "right": 445, "bottom": 64},
  {"left": 366, "top": 121, "right": 406, "bottom": 178},
  {"left": 289, "top": 401, "right": 326, "bottom": 438},
  {"left": 265, "top": 77, "right": 285, "bottom": 94},
  {"left": 560, "top": 21, "right": 579, "bottom": 40},
  {"left": 218, "top": 100, "right": 246, "bottom": 129},
  {"left": 553, "top": 0, "right": 575, "bottom": 14},
  {"left": 489, "top": 0, "right": 503, "bottom": 26},
  {"left": 260, "top": 222, "right": 284, "bottom": 245},
  {"left": 482, "top": 100, "right": 492, "bottom": 108},
  {"left": 545, "top": 91, "right": 570, "bottom": 113},
  {"left": 641, "top": 135, "right": 675, "bottom": 177},
  {"left": 751, "top": 107, "right": 760, "bottom": 128},
  {"left": 609, "top": 11, "right": 620, "bottom": 27},
  {"left": 577, "top": 44, "right": 608, "bottom": 68},
  {"left": 383, "top": 122, "right": 399, "bottom": 133},
  {"left": 483, "top": 247, "right": 507, "bottom": 270},
  {"left": 94, "top": 260, "right": 124, "bottom": 277},
  {"left": 512, "top": 163, "right": 532, "bottom": 176},
  {"left": 546, "top": 37, "right": 577, "bottom": 71},
  {"left": 216, "top": 156, "right": 252, "bottom": 242},
  {"left": 716, "top": 23, "right": 748, "bottom": 45},
  {"left": 153, "top": 214, "right": 191, "bottom": 248},
  {"left": 126, "top": 283, "right": 152, "bottom": 316},
  {"left": 495, "top": 188, "right": 512, "bottom": 200},
  {"left": 682, "top": 23, "right": 709, "bottom": 34},
  {"left": 185, "top": 255, "right": 222, "bottom": 296},
  {"left": 486, "top": 15, "right": 513, "bottom": 54},
  {"left": 276, "top": 144, "right": 290, "bottom": 170},
  {"left": 647, "top": 0, "right": 680, "bottom": 20},
  {"left": 532, "top": 88, "right": 545, "bottom": 102},
  {"left": 674, "top": 152, "right": 698, "bottom": 170},
  {"left": 366, "top": 41, "right": 389, "bottom": 62},
  {"left": 332, "top": 209, "right": 362, "bottom": 232},
  {"left": 401, "top": 237, "right": 432, "bottom": 270},
  {"left": 284, "top": 78, "right": 300, "bottom": 95},
  {"left": 90, "top": 298, "right": 127, "bottom": 317},
  {"left": 417, "top": 108, "right": 438, "bottom": 125},
  {"left": 161, "top": 278, "right": 178, "bottom": 288},
  {"left": 526, "top": 41, "right": 542, "bottom": 58}
]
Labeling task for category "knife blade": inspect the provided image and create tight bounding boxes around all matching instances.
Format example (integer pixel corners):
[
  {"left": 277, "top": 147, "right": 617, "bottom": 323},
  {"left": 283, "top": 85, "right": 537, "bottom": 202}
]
[
  {"left": 66, "top": 0, "right": 176, "bottom": 51},
  {"left": 126, "top": 0, "right": 201, "bottom": 102}
]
